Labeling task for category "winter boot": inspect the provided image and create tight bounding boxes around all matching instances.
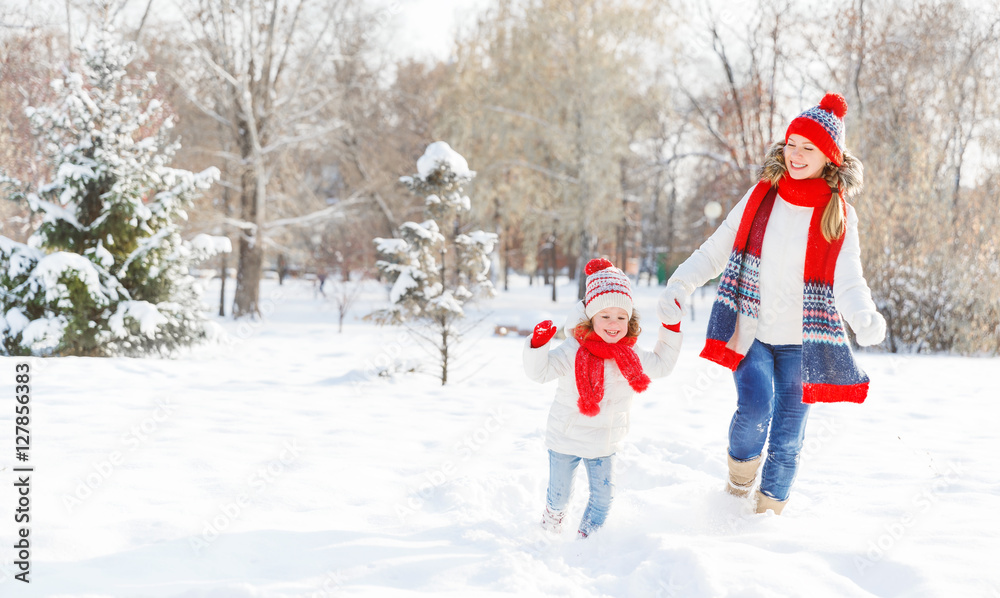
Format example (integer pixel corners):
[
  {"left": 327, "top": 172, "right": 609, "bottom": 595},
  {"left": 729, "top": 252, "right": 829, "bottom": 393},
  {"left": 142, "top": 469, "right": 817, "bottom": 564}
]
[
  {"left": 541, "top": 506, "right": 565, "bottom": 534},
  {"left": 754, "top": 490, "right": 787, "bottom": 515},
  {"left": 726, "top": 454, "right": 761, "bottom": 498}
]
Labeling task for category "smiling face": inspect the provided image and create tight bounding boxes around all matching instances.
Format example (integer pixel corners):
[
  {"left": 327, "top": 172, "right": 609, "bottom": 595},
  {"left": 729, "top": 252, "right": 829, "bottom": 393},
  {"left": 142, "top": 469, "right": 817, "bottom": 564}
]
[
  {"left": 784, "top": 134, "right": 827, "bottom": 180},
  {"left": 592, "top": 306, "right": 630, "bottom": 343}
]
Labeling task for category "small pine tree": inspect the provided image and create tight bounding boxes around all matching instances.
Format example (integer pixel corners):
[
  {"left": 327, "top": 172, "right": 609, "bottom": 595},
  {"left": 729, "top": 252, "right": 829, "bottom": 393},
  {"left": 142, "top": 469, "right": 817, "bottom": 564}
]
[
  {"left": 372, "top": 142, "right": 497, "bottom": 384},
  {"left": 0, "top": 18, "right": 228, "bottom": 357}
]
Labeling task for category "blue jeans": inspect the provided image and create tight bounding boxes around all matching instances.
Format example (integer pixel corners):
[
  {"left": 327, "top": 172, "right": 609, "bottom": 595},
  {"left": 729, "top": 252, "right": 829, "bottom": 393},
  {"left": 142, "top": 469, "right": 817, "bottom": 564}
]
[
  {"left": 729, "top": 340, "right": 810, "bottom": 502},
  {"left": 546, "top": 450, "right": 614, "bottom": 535}
]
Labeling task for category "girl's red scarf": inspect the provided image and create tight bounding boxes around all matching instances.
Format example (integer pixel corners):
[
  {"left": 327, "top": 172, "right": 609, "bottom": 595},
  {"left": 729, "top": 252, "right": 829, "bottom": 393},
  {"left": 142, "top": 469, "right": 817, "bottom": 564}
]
[{"left": 574, "top": 328, "right": 650, "bottom": 417}]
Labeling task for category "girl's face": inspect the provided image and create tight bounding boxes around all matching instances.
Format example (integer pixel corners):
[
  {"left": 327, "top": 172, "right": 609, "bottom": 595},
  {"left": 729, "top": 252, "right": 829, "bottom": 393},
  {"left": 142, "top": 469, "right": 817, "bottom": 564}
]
[
  {"left": 592, "top": 307, "right": 629, "bottom": 343},
  {"left": 784, "top": 134, "right": 827, "bottom": 180}
]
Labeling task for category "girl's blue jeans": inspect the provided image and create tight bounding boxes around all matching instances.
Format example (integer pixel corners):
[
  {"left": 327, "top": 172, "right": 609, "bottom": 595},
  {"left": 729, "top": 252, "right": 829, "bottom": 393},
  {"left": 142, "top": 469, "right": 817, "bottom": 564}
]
[
  {"left": 729, "top": 339, "right": 811, "bottom": 502},
  {"left": 546, "top": 450, "right": 614, "bottom": 535}
]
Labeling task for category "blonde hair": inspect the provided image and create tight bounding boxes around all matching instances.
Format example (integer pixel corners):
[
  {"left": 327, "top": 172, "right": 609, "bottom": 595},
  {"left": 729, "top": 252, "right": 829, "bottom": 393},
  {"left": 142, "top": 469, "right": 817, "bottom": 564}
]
[
  {"left": 760, "top": 141, "right": 865, "bottom": 242},
  {"left": 819, "top": 162, "right": 845, "bottom": 242}
]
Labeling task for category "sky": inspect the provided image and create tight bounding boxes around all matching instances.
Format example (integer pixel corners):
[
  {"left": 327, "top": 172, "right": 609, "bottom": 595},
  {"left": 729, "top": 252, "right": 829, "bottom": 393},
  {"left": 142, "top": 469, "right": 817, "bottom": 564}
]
[
  {"left": 1, "top": 0, "right": 491, "bottom": 63},
  {"left": 372, "top": 0, "right": 492, "bottom": 62}
]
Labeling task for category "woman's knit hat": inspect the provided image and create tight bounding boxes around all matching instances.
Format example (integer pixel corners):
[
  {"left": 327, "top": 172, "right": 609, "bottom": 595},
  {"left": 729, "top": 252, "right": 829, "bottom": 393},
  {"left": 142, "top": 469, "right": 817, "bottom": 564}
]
[
  {"left": 785, "top": 92, "right": 848, "bottom": 166},
  {"left": 584, "top": 258, "right": 633, "bottom": 319}
]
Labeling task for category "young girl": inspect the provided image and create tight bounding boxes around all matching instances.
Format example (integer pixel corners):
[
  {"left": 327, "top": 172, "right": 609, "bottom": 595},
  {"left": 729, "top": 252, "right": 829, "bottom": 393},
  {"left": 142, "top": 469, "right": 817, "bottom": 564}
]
[
  {"left": 657, "top": 93, "right": 886, "bottom": 514},
  {"left": 524, "top": 258, "right": 681, "bottom": 537}
]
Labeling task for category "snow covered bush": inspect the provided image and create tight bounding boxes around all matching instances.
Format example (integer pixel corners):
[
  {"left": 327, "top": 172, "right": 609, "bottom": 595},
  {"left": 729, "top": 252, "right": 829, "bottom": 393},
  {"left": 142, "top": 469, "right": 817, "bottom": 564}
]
[
  {"left": 371, "top": 141, "right": 497, "bottom": 384},
  {"left": 0, "top": 21, "right": 229, "bottom": 357},
  {"left": 869, "top": 241, "right": 1000, "bottom": 354}
]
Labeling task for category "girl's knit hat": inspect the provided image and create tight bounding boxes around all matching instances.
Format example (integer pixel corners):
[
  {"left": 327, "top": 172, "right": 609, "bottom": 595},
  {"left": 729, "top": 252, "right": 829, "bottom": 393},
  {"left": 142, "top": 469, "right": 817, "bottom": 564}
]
[
  {"left": 785, "top": 92, "right": 848, "bottom": 166},
  {"left": 584, "top": 258, "right": 633, "bottom": 319}
]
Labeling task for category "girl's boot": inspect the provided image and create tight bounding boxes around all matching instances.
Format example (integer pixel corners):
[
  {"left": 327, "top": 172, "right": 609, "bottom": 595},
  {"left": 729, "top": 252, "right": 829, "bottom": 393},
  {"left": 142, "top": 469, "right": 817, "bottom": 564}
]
[
  {"left": 726, "top": 454, "right": 761, "bottom": 497},
  {"left": 541, "top": 506, "right": 565, "bottom": 533}
]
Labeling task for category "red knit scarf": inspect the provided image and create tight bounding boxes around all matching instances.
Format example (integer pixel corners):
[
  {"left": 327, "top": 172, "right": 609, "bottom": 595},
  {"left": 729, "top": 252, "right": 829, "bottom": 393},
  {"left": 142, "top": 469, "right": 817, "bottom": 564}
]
[
  {"left": 778, "top": 176, "right": 831, "bottom": 208},
  {"left": 573, "top": 328, "right": 650, "bottom": 417}
]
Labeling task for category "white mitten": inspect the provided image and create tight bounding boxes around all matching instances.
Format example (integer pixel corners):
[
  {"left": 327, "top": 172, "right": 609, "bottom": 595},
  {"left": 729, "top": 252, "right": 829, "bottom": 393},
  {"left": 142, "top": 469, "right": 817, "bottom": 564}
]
[
  {"left": 656, "top": 283, "right": 689, "bottom": 325},
  {"left": 852, "top": 309, "right": 886, "bottom": 346}
]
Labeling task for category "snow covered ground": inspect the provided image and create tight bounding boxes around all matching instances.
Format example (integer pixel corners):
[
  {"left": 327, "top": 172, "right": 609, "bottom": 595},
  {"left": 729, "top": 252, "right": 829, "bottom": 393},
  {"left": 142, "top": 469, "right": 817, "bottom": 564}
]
[{"left": 1, "top": 275, "right": 998, "bottom": 597}]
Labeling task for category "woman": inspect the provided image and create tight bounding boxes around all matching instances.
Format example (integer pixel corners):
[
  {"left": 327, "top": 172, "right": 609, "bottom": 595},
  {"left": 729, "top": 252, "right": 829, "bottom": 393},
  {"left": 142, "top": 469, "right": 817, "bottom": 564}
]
[{"left": 658, "top": 93, "right": 886, "bottom": 514}]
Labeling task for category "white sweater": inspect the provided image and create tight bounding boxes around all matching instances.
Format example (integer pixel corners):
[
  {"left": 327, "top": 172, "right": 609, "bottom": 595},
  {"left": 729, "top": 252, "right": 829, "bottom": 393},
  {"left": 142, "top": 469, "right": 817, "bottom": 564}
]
[
  {"left": 523, "top": 325, "right": 681, "bottom": 459},
  {"left": 670, "top": 187, "right": 877, "bottom": 345}
]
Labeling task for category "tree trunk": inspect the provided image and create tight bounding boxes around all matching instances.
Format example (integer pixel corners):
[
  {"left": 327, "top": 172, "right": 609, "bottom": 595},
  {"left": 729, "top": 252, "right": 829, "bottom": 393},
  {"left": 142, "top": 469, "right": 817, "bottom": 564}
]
[
  {"left": 503, "top": 225, "right": 510, "bottom": 292},
  {"left": 233, "top": 166, "right": 263, "bottom": 318},
  {"left": 218, "top": 249, "right": 227, "bottom": 317},
  {"left": 277, "top": 253, "right": 287, "bottom": 285},
  {"left": 576, "top": 229, "right": 591, "bottom": 300},
  {"left": 440, "top": 247, "right": 447, "bottom": 292},
  {"left": 615, "top": 224, "right": 625, "bottom": 270},
  {"left": 234, "top": 236, "right": 263, "bottom": 318},
  {"left": 440, "top": 317, "right": 449, "bottom": 385},
  {"left": 65, "top": 0, "right": 73, "bottom": 65},
  {"left": 646, "top": 145, "right": 663, "bottom": 286},
  {"left": 664, "top": 179, "right": 678, "bottom": 280},
  {"left": 218, "top": 173, "right": 232, "bottom": 316},
  {"left": 550, "top": 228, "right": 557, "bottom": 302},
  {"left": 542, "top": 242, "right": 550, "bottom": 285}
]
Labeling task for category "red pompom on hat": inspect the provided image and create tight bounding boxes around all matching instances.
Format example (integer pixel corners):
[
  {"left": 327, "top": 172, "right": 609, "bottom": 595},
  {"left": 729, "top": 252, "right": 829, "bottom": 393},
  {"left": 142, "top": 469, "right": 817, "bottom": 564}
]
[
  {"left": 785, "top": 92, "right": 848, "bottom": 166},
  {"left": 819, "top": 93, "right": 848, "bottom": 119},
  {"left": 583, "top": 258, "right": 633, "bottom": 319},
  {"left": 585, "top": 258, "right": 614, "bottom": 276}
]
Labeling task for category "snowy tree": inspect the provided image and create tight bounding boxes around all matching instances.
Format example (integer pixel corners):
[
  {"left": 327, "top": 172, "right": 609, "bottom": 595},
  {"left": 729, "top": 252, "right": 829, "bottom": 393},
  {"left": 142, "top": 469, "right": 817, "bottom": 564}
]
[
  {"left": 177, "top": 0, "right": 380, "bottom": 320},
  {"left": 0, "top": 18, "right": 229, "bottom": 357},
  {"left": 372, "top": 142, "right": 497, "bottom": 385}
]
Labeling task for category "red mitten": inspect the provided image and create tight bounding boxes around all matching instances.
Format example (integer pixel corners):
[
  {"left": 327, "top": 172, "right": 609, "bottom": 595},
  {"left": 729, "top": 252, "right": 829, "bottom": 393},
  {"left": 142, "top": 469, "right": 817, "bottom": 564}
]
[
  {"left": 531, "top": 320, "right": 557, "bottom": 348},
  {"left": 661, "top": 299, "right": 681, "bottom": 332}
]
